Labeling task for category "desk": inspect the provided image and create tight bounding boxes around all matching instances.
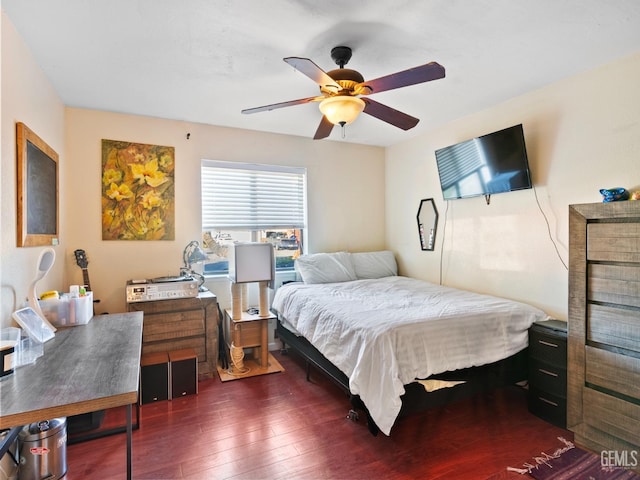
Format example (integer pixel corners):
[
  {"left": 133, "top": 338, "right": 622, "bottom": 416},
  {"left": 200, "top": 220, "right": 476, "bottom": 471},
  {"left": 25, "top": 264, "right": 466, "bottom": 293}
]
[{"left": 0, "top": 312, "right": 142, "bottom": 480}]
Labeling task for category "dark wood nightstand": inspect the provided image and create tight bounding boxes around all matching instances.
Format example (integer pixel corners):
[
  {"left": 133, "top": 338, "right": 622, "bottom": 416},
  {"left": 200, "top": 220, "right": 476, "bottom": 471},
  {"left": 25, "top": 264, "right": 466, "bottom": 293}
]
[{"left": 528, "top": 319, "right": 567, "bottom": 428}]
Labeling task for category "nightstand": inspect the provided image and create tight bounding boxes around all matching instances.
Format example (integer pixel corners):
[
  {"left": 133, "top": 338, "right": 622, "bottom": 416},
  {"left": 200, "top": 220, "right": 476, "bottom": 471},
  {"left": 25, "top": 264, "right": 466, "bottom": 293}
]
[
  {"left": 528, "top": 319, "right": 567, "bottom": 428},
  {"left": 224, "top": 308, "right": 275, "bottom": 368}
]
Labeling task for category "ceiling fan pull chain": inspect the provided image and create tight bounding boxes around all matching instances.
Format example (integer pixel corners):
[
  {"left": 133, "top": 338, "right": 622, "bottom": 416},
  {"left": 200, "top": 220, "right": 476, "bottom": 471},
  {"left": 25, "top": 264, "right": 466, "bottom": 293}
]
[{"left": 341, "top": 123, "right": 346, "bottom": 139}]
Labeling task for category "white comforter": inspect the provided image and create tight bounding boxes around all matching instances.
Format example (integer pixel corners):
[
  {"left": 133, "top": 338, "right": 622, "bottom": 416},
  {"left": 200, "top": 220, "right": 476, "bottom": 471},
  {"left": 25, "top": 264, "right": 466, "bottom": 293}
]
[{"left": 272, "top": 276, "right": 548, "bottom": 435}]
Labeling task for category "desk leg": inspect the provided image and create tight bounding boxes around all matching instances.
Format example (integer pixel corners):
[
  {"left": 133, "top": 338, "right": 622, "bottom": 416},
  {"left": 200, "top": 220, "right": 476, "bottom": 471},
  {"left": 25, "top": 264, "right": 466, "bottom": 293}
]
[
  {"left": 126, "top": 403, "right": 132, "bottom": 480},
  {"left": 260, "top": 320, "right": 268, "bottom": 367}
]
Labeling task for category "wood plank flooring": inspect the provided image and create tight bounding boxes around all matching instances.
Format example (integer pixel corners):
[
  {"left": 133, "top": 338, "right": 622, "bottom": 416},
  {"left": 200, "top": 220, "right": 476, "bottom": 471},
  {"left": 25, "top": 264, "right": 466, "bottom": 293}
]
[{"left": 66, "top": 350, "right": 571, "bottom": 479}]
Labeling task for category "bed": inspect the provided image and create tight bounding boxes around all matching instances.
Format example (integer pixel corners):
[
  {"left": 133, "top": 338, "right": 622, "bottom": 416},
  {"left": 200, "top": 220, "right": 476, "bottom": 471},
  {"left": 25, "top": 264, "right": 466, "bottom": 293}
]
[{"left": 272, "top": 251, "right": 549, "bottom": 436}]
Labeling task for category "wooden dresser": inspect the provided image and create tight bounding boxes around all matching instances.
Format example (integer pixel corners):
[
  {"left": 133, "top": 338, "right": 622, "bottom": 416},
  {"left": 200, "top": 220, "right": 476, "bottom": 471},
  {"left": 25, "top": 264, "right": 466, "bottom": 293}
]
[
  {"left": 568, "top": 201, "right": 640, "bottom": 465},
  {"left": 127, "top": 291, "right": 218, "bottom": 378}
]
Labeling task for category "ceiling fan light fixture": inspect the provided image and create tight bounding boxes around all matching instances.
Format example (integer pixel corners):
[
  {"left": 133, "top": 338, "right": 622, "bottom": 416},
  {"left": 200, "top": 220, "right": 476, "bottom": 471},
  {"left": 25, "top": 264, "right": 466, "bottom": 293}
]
[{"left": 319, "top": 96, "right": 365, "bottom": 126}]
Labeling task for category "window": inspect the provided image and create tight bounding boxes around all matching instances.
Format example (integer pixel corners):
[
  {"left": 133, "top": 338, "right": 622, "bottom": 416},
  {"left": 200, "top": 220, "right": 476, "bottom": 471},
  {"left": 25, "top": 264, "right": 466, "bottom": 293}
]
[{"left": 201, "top": 160, "right": 306, "bottom": 275}]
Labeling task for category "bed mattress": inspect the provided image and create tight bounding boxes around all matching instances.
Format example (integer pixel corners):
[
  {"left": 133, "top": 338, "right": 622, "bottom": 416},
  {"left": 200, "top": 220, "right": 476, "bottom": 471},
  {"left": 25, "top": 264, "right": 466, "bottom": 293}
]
[{"left": 272, "top": 276, "right": 548, "bottom": 435}]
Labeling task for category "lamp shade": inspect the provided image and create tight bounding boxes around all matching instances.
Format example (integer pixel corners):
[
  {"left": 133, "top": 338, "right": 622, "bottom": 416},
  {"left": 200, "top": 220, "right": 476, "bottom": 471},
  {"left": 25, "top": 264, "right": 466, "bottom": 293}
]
[
  {"left": 319, "top": 96, "right": 365, "bottom": 125},
  {"left": 228, "top": 242, "right": 275, "bottom": 285},
  {"left": 186, "top": 242, "right": 208, "bottom": 265}
]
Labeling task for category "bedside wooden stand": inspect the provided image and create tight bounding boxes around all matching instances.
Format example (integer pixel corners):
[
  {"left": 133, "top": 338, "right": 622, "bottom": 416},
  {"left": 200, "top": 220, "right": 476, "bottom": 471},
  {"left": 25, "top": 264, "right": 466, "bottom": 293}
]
[
  {"left": 528, "top": 319, "right": 567, "bottom": 428},
  {"left": 224, "top": 308, "right": 274, "bottom": 367}
]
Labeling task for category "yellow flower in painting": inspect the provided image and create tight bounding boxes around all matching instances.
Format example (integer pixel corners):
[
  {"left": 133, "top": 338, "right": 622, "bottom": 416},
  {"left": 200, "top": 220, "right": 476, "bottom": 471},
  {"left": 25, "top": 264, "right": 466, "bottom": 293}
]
[
  {"left": 140, "top": 191, "right": 162, "bottom": 209},
  {"left": 148, "top": 214, "right": 165, "bottom": 232},
  {"left": 159, "top": 153, "right": 173, "bottom": 169},
  {"left": 135, "top": 223, "right": 149, "bottom": 237},
  {"left": 130, "top": 159, "right": 169, "bottom": 187},
  {"left": 106, "top": 183, "right": 134, "bottom": 201},
  {"left": 124, "top": 205, "right": 135, "bottom": 222},
  {"left": 102, "top": 168, "right": 122, "bottom": 186},
  {"left": 145, "top": 170, "right": 169, "bottom": 188},
  {"left": 102, "top": 208, "right": 115, "bottom": 225}
]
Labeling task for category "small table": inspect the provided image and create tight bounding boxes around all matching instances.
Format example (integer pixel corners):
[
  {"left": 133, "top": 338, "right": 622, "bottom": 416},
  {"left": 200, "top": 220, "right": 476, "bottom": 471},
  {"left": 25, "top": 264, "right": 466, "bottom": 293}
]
[
  {"left": 225, "top": 308, "right": 275, "bottom": 368},
  {"left": 0, "top": 312, "right": 142, "bottom": 480},
  {"left": 528, "top": 319, "right": 567, "bottom": 428}
]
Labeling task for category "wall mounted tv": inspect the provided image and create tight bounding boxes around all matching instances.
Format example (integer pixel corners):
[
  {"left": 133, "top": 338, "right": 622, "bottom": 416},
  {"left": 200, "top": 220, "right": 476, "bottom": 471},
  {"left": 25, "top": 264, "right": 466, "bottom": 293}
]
[{"left": 435, "top": 124, "right": 532, "bottom": 203}]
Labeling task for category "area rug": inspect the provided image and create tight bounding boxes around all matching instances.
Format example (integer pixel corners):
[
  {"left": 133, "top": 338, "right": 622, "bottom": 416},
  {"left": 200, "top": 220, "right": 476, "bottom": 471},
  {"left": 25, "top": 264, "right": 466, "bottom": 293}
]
[{"left": 507, "top": 437, "right": 640, "bottom": 480}]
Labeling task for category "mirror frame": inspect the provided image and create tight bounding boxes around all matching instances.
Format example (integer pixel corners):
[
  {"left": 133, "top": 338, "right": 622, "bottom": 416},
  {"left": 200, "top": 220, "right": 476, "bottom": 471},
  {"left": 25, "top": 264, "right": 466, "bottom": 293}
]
[
  {"left": 16, "top": 122, "right": 59, "bottom": 247},
  {"left": 417, "top": 198, "right": 439, "bottom": 251}
]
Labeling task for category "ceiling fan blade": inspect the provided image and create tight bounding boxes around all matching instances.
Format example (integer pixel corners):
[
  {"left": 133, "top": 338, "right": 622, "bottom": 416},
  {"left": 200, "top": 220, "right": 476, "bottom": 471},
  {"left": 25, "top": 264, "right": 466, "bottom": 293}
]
[
  {"left": 284, "top": 57, "right": 341, "bottom": 91},
  {"left": 357, "top": 62, "right": 445, "bottom": 95},
  {"left": 362, "top": 98, "right": 419, "bottom": 130},
  {"left": 313, "top": 116, "right": 334, "bottom": 140},
  {"left": 242, "top": 96, "right": 323, "bottom": 114}
]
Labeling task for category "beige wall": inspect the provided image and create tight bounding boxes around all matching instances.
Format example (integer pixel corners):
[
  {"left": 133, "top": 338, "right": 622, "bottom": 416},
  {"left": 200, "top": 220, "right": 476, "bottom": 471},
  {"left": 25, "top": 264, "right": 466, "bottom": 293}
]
[
  {"left": 63, "top": 109, "right": 385, "bottom": 314},
  {"left": 386, "top": 50, "right": 640, "bottom": 320},
  {"left": 1, "top": 9, "right": 385, "bottom": 325},
  {"left": 3, "top": 5, "right": 640, "bottom": 327},
  {"left": 1, "top": 12, "right": 66, "bottom": 327}
]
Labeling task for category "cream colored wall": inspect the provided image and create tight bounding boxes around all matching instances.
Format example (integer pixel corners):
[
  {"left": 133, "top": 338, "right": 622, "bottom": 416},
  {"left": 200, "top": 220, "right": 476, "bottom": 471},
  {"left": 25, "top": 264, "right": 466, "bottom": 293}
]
[
  {"left": 63, "top": 109, "right": 385, "bottom": 314},
  {"left": 1, "top": 12, "right": 66, "bottom": 328},
  {"left": 4, "top": 4, "right": 640, "bottom": 327},
  {"left": 386, "top": 51, "right": 640, "bottom": 320},
  {"left": 1, "top": 6, "right": 385, "bottom": 325}
]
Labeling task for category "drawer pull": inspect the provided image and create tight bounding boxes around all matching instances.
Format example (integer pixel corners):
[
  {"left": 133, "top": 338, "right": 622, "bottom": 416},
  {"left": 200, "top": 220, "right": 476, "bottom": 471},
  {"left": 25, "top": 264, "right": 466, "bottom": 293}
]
[
  {"left": 538, "top": 340, "right": 559, "bottom": 348},
  {"left": 538, "top": 396, "right": 559, "bottom": 407},
  {"left": 538, "top": 368, "right": 559, "bottom": 377}
]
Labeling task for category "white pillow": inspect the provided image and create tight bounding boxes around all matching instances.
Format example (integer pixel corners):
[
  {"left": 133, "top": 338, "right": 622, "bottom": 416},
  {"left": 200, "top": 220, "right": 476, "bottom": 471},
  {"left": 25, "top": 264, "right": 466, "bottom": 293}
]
[
  {"left": 295, "top": 252, "right": 357, "bottom": 284},
  {"left": 351, "top": 250, "right": 397, "bottom": 279}
]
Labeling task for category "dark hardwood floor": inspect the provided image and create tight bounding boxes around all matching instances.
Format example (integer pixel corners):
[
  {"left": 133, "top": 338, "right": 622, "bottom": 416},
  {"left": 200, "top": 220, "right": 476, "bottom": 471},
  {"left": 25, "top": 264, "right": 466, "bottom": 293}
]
[{"left": 66, "top": 350, "right": 571, "bottom": 479}]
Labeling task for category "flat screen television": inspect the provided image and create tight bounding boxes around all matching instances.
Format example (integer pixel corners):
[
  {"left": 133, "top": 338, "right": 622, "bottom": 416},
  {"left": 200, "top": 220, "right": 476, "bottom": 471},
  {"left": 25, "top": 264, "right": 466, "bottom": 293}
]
[{"left": 435, "top": 124, "right": 532, "bottom": 201}]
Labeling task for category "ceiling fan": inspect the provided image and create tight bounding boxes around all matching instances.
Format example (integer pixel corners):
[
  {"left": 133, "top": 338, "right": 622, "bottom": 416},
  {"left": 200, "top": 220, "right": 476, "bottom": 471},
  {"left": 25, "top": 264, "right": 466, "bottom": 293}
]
[{"left": 241, "top": 46, "right": 445, "bottom": 140}]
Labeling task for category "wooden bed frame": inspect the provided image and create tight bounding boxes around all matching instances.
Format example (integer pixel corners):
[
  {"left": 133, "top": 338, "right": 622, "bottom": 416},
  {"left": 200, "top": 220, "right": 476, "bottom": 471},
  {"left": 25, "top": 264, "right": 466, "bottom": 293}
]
[{"left": 276, "top": 318, "right": 529, "bottom": 435}]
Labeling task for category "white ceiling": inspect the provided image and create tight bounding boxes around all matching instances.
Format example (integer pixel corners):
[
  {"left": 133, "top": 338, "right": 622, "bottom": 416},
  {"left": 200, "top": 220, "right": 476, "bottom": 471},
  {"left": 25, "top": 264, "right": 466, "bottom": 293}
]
[{"left": 4, "top": 1, "right": 640, "bottom": 147}]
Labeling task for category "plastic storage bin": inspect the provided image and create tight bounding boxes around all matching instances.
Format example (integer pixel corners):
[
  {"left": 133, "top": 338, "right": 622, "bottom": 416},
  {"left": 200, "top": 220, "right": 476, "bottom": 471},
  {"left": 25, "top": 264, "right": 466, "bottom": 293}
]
[
  {"left": 0, "top": 327, "right": 20, "bottom": 377},
  {"left": 39, "top": 292, "right": 93, "bottom": 327}
]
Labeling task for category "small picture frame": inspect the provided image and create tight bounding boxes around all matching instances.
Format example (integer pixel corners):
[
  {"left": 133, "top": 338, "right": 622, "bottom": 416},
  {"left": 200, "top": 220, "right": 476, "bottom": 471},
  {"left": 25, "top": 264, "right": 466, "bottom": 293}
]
[{"left": 12, "top": 307, "right": 55, "bottom": 343}]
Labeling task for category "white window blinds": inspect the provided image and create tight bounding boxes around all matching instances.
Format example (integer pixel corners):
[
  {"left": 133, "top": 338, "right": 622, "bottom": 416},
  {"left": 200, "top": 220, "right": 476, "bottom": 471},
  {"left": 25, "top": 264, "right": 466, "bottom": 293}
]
[{"left": 201, "top": 160, "right": 306, "bottom": 230}]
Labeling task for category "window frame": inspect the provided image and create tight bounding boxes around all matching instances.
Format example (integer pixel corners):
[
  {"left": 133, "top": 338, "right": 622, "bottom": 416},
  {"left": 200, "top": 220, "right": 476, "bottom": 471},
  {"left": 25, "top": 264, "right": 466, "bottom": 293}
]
[{"left": 200, "top": 160, "right": 307, "bottom": 276}]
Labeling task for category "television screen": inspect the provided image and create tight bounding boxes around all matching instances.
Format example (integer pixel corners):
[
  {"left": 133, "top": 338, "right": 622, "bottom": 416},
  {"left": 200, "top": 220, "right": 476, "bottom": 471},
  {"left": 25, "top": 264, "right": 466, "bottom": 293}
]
[{"left": 435, "top": 124, "right": 532, "bottom": 200}]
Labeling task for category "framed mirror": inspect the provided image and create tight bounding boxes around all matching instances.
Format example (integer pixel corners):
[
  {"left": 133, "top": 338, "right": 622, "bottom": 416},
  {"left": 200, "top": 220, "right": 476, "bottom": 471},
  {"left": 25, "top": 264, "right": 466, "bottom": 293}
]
[
  {"left": 417, "top": 198, "right": 438, "bottom": 251},
  {"left": 16, "top": 122, "right": 59, "bottom": 247}
]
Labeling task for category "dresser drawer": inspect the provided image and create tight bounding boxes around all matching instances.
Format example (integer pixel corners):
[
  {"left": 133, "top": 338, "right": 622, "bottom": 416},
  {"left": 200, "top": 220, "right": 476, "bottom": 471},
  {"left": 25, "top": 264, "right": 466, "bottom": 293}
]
[
  {"left": 529, "top": 360, "right": 567, "bottom": 398},
  {"left": 529, "top": 330, "right": 567, "bottom": 366},
  {"left": 528, "top": 386, "right": 567, "bottom": 428},
  {"left": 583, "top": 387, "right": 640, "bottom": 447},
  {"left": 585, "top": 346, "right": 640, "bottom": 401}
]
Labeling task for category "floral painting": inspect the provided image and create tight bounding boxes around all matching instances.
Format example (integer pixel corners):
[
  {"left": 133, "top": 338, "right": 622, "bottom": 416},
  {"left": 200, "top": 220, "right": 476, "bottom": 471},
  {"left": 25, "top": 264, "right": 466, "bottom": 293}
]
[{"left": 101, "top": 139, "right": 175, "bottom": 240}]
